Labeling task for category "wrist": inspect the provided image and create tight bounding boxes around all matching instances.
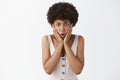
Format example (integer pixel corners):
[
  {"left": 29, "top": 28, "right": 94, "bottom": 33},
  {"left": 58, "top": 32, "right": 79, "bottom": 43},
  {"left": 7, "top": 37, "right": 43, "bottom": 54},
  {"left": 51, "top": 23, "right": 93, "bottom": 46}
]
[
  {"left": 58, "top": 42, "right": 64, "bottom": 47},
  {"left": 64, "top": 42, "right": 70, "bottom": 47}
]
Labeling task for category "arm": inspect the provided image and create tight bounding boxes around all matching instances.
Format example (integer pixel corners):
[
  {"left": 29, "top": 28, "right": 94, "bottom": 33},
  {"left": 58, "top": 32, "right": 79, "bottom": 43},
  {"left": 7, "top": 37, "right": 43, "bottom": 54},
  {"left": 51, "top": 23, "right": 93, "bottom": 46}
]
[
  {"left": 42, "top": 35, "right": 63, "bottom": 74},
  {"left": 64, "top": 35, "right": 84, "bottom": 74}
]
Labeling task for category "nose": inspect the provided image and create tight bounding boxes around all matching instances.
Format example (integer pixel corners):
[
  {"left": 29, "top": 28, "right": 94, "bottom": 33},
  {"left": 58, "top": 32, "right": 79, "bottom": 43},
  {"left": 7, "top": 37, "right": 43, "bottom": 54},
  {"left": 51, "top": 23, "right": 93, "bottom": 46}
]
[{"left": 60, "top": 26, "right": 65, "bottom": 32}]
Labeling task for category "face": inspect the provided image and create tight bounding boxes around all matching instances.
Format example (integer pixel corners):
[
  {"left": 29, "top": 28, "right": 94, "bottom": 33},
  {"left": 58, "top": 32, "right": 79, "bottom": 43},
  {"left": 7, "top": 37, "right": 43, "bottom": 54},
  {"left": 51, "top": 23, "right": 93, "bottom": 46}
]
[{"left": 52, "top": 19, "right": 72, "bottom": 38}]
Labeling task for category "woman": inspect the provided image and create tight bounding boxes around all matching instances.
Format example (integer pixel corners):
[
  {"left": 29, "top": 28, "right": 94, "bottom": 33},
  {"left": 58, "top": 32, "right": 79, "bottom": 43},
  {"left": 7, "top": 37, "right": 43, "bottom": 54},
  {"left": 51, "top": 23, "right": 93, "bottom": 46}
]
[{"left": 42, "top": 2, "right": 84, "bottom": 80}]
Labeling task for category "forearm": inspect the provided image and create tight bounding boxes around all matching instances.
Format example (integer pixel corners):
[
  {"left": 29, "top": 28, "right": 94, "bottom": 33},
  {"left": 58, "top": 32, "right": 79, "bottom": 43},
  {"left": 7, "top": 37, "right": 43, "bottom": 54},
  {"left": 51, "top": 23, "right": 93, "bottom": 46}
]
[
  {"left": 44, "top": 43, "right": 63, "bottom": 74},
  {"left": 64, "top": 44, "right": 84, "bottom": 74}
]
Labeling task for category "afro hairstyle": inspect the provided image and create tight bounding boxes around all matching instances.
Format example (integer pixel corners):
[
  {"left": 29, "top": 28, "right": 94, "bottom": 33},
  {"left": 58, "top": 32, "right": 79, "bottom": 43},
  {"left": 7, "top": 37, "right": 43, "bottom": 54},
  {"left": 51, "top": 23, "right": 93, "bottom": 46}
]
[{"left": 47, "top": 2, "right": 79, "bottom": 27}]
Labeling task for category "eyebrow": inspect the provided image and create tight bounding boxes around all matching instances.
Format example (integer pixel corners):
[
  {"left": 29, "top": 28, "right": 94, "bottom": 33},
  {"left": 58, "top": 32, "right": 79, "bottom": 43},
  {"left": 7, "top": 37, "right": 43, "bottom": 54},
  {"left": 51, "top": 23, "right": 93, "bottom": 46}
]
[{"left": 55, "top": 21, "right": 70, "bottom": 24}]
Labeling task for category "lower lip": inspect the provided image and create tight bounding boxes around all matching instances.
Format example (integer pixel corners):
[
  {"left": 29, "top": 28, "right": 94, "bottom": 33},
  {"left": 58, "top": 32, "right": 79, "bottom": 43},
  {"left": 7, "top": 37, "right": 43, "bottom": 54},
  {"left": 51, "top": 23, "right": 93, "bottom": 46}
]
[{"left": 60, "top": 34, "right": 65, "bottom": 37}]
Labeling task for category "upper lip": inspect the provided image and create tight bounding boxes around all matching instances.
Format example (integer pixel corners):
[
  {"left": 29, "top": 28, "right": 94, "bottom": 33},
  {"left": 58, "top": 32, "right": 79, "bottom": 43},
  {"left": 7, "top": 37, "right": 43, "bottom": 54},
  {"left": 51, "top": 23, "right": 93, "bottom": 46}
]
[{"left": 60, "top": 34, "right": 65, "bottom": 35}]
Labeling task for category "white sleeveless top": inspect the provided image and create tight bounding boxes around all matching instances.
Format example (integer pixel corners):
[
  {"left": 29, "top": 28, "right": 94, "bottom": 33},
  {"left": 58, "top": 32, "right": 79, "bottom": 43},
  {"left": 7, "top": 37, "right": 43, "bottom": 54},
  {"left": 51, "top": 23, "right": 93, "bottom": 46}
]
[{"left": 47, "top": 35, "right": 79, "bottom": 80}]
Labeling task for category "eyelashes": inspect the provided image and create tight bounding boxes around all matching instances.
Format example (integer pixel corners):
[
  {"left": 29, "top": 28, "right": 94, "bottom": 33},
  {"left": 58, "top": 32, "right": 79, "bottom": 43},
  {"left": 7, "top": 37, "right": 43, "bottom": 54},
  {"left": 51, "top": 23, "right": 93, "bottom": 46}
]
[{"left": 54, "top": 23, "right": 70, "bottom": 27}]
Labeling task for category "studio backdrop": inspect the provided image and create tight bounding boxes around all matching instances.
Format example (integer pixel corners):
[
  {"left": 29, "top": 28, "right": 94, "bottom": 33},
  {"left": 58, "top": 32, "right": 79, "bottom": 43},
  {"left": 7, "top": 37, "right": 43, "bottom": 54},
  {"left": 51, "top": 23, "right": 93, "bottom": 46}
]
[{"left": 0, "top": 0, "right": 120, "bottom": 80}]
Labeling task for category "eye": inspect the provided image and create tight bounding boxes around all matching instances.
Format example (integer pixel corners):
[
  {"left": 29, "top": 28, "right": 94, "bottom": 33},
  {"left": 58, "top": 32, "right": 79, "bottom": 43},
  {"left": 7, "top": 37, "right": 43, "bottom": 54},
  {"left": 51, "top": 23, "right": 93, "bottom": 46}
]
[
  {"left": 55, "top": 23, "right": 61, "bottom": 27},
  {"left": 64, "top": 22, "right": 70, "bottom": 27}
]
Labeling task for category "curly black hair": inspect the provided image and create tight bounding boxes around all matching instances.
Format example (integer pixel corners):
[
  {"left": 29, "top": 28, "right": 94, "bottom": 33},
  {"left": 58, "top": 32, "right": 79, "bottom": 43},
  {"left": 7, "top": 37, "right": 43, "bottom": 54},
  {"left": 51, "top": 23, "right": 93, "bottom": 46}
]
[{"left": 47, "top": 2, "right": 79, "bottom": 27}]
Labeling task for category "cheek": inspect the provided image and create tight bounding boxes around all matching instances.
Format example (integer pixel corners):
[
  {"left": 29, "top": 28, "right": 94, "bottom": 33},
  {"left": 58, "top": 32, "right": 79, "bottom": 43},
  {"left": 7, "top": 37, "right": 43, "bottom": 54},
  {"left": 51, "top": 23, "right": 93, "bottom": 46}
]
[
  {"left": 56, "top": 28, "right": 59, "bottom": 32},
  {"left": 55, "top": 28, "right": 60, "bottom": 33},
  {"left": 65, "top": 28, "right": 69, "bottom": 32},
  {"left": 54, "top": 27, "right": 59, "bottom": 31}
]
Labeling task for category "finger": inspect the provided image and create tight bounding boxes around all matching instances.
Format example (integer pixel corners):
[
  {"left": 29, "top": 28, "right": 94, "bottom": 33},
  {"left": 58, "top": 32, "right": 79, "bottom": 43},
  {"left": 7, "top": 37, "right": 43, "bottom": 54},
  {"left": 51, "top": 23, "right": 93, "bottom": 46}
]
[
  {"left": 67, "top": 27, "right": 72, "bottom": 35},
  {"left": 53, "top": 27, "right": 57, "bottom": 34},
  {"left": 53, "top": 28, "right": 62, "bottom": 40},
  {"left": 68, "top": 24, "right": 72, "bottom": 29}
]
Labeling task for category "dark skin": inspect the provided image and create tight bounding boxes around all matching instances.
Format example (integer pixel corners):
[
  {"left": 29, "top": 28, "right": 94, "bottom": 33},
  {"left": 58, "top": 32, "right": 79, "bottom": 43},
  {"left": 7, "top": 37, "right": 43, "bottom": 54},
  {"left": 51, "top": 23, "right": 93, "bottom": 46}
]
[
  {"left": 51, "top": 24, "right": 74, "bottom": 56},
  {"left": 42, "top": 19, "right": 84, "bottom": 75},
  {"left": 51, "top": 34, "right": 75, "bottom": 57}
]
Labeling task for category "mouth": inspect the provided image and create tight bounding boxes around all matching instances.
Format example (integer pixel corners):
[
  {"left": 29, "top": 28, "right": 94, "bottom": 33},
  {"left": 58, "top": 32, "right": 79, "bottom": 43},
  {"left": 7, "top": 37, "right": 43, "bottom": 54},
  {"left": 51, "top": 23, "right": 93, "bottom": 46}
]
[
  {"left": 61, "top": 34, "right": 65, "bottom": 36},
  {"left": 60, "top": 34, "right": 66, "bottom": 38}
]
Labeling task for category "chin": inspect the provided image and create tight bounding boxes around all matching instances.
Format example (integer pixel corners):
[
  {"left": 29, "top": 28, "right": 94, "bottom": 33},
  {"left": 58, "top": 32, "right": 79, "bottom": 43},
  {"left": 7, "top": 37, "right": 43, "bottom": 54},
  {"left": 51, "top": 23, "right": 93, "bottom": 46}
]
[{"left": 60, "top": 35, "right": 65, "bottom": 39}]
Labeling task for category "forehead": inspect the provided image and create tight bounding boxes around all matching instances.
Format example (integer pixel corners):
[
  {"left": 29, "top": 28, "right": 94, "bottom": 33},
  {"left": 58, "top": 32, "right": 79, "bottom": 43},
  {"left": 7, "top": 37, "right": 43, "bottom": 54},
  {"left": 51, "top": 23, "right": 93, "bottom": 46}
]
[{"left": 54, "top": 19, "right": 70, "bottom": 23}]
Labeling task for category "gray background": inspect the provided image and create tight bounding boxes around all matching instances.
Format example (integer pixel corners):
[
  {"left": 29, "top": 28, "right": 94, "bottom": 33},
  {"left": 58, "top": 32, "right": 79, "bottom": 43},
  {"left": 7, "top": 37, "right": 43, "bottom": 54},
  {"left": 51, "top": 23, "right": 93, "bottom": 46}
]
[{"left": 0, "top": 0, "right": 120, "bottom": 80}]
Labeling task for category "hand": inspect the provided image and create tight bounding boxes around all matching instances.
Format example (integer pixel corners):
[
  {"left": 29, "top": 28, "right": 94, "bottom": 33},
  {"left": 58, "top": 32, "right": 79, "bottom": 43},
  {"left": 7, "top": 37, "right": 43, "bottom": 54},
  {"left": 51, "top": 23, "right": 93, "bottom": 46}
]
[
  {"left": 53, "top": 27, "right": 64, "bottom": 44},
  {"left": 64, "top": 25, "right": 72, "bottom": 44}
]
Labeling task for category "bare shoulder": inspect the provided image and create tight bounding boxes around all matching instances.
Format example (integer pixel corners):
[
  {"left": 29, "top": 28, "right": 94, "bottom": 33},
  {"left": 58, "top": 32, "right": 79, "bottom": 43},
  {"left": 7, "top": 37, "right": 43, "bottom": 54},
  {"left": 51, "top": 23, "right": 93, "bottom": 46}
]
[
  {"left": 42, "top": 35, "right": 49, "bottom": 46},
  {"left": 77, "top": 35, "right": 84, "bottom": 44},
  {"left": 78, "top": 35, "right": 84, "bottom": 40},
  {"left": 42, "top": 35, "right": 48, "bottom": 41}
]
